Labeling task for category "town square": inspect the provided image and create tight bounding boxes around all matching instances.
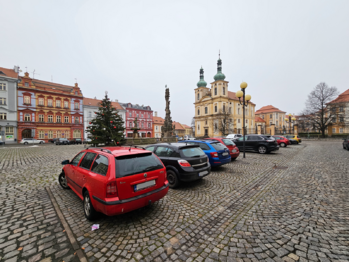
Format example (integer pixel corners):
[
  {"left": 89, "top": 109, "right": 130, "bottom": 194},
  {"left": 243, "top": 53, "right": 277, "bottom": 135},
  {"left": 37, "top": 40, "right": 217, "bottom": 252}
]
[{"left": 1, "top": 1, "right": 349, "bottom": 262}]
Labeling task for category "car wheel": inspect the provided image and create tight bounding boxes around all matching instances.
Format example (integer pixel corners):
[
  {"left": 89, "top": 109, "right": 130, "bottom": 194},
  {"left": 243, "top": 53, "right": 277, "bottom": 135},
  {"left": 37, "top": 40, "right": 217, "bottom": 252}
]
[
  {"left": 58, "top": 172, "right": 69, "bottom": 189},
  {"left": 24, "top": 142, "right": 28, "bottom": 145},
  {"left": 258, "top": 146, "right": 267, "bottom": 154},
  {"left": 83, "top": 191, "right": 97, "bottom": 221},
  {"left": 167, "top": 170, "right": 180, "bottom": 189},
  {"left": 280, "top": 142, "right": 286, "bottom": 147},
  {"left": 231, "top": 157, "right": 237, "bottom": 161},
  {"left": 39, "top": 141, "right": 43, "bottom": 144}
]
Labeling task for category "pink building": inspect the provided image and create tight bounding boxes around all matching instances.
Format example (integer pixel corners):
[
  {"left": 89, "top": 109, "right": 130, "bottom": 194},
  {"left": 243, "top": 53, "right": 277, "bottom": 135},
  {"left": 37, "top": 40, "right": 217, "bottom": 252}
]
[{"left": 120, "top": 103, "right": 153, "bottom": 137}]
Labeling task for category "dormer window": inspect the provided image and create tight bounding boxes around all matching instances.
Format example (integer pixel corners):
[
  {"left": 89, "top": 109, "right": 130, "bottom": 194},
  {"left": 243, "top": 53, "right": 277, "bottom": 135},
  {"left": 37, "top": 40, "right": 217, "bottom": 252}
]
[
  {"left": 75, "top": 91, "right": 78, "bottom": 95},
  {"left": 25, "top": 82, "right": 29, "bottom": 87}
]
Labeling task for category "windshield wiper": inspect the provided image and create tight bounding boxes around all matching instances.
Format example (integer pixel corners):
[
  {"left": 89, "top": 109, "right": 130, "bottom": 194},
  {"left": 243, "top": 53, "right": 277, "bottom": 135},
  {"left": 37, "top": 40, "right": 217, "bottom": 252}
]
[{"left": 143, "top": 165, "right": 162, "bottom": 172}]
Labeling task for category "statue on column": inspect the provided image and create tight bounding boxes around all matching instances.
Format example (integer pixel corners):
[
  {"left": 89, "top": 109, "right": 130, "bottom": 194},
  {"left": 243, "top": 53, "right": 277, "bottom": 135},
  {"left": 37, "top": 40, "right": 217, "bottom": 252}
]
[{"left": 162, "top": 85, "right": 174, "bottom": 138}]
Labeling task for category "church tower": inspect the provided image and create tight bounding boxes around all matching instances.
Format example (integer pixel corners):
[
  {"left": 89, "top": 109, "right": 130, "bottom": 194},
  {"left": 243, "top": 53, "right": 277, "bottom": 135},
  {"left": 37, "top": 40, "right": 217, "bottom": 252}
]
[{"left": 211, "top": 54, "right": 229, "bottom": 98}]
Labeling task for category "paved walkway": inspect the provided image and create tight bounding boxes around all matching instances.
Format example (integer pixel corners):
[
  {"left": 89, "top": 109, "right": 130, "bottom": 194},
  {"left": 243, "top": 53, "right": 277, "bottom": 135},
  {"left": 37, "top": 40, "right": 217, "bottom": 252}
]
[{"left": 0, "top": 142, "right": 348, "bottom": 262}]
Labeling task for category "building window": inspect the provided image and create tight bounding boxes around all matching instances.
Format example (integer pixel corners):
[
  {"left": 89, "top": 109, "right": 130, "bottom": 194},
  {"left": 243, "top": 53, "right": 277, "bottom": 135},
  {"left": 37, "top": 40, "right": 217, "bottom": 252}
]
[
  {"left": 223, "top": 104, "right": 225, "bottom": 112},
  {"left": 0, "top": 97, "right": 6, "bottom": 105},
  {"left": 48, "top": 99, "right": 53, "bottom": 107},
  {"left": 205, "top": 107, "right": 208, "bottom": 114},
  {"left": 5, "top": 126, "right": 13, "bottom": 135},
  {"left": 198, "top": 109, "right": 200, "bottom": 115},
  {"left": 141, "top": 114, "right": 143, "bottom": 118},
  {"left": 129, "top": 122, "right": 132, "bottom": 127},
  {"left": 223, "top": 87, "right": 225, "bottom": 95},
  {"left": 38, "top": 98, "right": 44, "bottom": 106},
  {"left": 88, "top": 111, "right": 92, "bottom": 118},
  {"left": 64, "top": 101, "right": 68, "bottom": 108},
  {"left": 238, "top": 119, "right": 240, "bottom": 123},
  {"left": 65, "top": 131, "right": 69, "bottom": 138},
  {"left": 129, "top": 112, "right": 132, "bottom": 117},
  {"left": 75, "top": 117, "right": 79, "bottom": 124},
  {"left": 229, "top": 107, "right": 231, "bottom": 113},
  {"left": 39, "top": 131, "right": 44, "bottom": 139},
  {"left": 0, "top": 83, "right": 6, "bottom": 90},
  {"left": 57, "top": 131, "right": 61, "bottom": 138},
  {"left": 137, "top": 113, "right": 139, "bottom": 118},
  {"left": 270, "top": 121, "right": 272, "bottom": 126},
  {"left": 197, "top": 93, "right": 200, "bottom": 100},
  {"left": 148, "top": 123, "right": 151, "bottom": 128},
  {"left": 215, "top": 105, "right": 217, "bottom": 112},
  {"left": 75, "top": 102, "right": 79, "bottom": 109},
  {"left": 339, "top": 106, "right": 344, "bottom": 112},
  {"left": 238, "top": 108, "right": 240, "bottom": 115},
  {"left": 214, "top": 123, "right": 218, "bottom": 132},
  {"left": 56, "top": 115, "right": 61, "bottom": 123},
  {"left": 48, "top": 115, "right": 53, "bottom": 122},
  {"left": 73, "top": 130, "right": 81, "bottom": 138},
  {"left": 270, "top": 114, "right": 272, "bottom": 118},
  {"left": 75, "top": 91, "right": 78, "bottom": 95},
  {"left": 332, "top": 128, "right": 336, "bottom": 133},
  {"left": 339, "top": 128, "right": 343, "bottom": 133},
  {"left": 246, "top": 119, "right": 248, "bottom": 124},
  {"left": 214, "top": 88, "right": 217, "bottom": 95},
  {"left": 24, "top": 114, "right": 30, "bottom": 121},
  {"left": 56, "top": 100, "right": 61, "bottom": 108},
  {"left": 340, "top": 116, "right": 344, "bottom": 122},
  {"left": 25, "top": 82, "right": 29, "bottom": 87},
  {"left": 141, "top": 122, "right": 144, "bottom": 128},
  {"left": 48, "top": 131, "right": 53, "bottom": 139},
  {"left": 39, "top": 114, "right": 44, "bottom": 122},
  {"left": 64, "top": 116, "right": 69, "bottom": 123},
  {"left": 24, "top": 96, "right": 30, "bottom": 104},
  {"left": 276, "top": 121, "right": 278, "bottom": 126}
]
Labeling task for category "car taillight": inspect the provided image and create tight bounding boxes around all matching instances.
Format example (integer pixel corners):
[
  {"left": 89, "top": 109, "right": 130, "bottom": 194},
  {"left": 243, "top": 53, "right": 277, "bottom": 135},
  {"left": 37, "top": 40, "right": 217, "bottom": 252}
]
[
  {"left": 178, "top": 160, "right": 191, "bottom": 167},
  {"left": 106, "top": 181, "right": 118, "bottom": 197},
  {"left": 210, "top": 152, "right": 218, "bottom": 157},
  {"left": 266, "top": 140, "right": 274, "bottom": 142}
]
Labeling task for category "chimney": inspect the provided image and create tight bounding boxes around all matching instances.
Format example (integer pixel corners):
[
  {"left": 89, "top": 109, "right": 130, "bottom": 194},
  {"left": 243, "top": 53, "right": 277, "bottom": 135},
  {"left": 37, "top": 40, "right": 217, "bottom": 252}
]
[
  {"left": 155, "top": 111, "right": 158, "bottom": 117},
  {"left": 115, "top": 99, "right": 118, "bottom": 102},
  {"left": 13, "top": 66, "right": 20, "bottom": 73}
]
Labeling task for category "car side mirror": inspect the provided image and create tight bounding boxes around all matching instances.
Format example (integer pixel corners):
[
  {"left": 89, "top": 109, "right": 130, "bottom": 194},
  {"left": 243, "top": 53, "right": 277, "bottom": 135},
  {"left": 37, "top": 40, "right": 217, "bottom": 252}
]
[{"left": 61, "top": 160, "right": 70, "bottom": 165}]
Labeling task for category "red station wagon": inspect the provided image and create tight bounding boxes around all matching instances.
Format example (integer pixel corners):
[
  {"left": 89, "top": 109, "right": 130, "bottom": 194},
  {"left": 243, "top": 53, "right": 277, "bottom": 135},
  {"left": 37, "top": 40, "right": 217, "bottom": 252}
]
[
  {"left": 204, "top": 137, "right": 240, "bottom": 160},
  {"left": 58, "top": 146, "right": 169, "bottom": 220},
  {"left": 272, "top": 136, "right": 290, "bottom": 147}
]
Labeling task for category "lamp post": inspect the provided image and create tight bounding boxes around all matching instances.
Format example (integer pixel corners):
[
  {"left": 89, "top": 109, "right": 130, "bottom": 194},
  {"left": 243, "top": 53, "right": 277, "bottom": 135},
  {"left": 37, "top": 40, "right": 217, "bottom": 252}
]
[
  {"left": 285, "top": 113, "right": 296, "bottom": 134},
  {"left": 236, "top": 82, "right": 251, "bottom": 159}
]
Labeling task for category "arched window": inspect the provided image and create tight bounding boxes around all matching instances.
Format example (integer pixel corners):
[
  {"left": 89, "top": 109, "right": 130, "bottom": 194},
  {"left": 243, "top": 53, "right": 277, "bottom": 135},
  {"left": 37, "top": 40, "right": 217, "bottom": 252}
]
[
  {"left": 238, "top": 108, "right": 240, "bottom": 115},
  {"left": 205, "top": 107, "right": 208, "bottom": 114},
  {"left": 215, "top": 123, "right": 218, "bottom": 132},
  {"left": 198, "top": 109, "right": 200, "bottom": 115},
  {"left": 223, "top": 104, "right": 226, "bottom": 112},
  {"left": 197, "top": 93, "right": 200, "bottom": 100},
  {"left": 214, "top": 88, "right": 217, "bottom": 95},
  {"left": 24, "top": 114, "right": 30, "bottom": 121},
  {"left": 215, "top": 105, "right": 217, "bottom": 112},
  {"left": 223, "top": 87, "right": 225, "bottom": 95}
]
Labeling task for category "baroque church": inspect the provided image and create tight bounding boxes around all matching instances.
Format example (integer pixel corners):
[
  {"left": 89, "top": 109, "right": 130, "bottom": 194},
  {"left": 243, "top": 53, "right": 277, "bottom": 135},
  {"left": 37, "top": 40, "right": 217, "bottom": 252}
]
[{"left": 194, "top": 56, "right": 256, "bottom": 137}]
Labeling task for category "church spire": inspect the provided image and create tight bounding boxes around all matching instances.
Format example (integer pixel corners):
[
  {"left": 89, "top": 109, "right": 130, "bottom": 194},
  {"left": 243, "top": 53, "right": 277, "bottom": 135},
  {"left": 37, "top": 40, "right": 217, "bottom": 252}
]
[
  {"left": 214, "top": 53, "right": 226, "bottom": 81},
  {"left": 197, "top": 67, "right": 207, "bottom": 87}
]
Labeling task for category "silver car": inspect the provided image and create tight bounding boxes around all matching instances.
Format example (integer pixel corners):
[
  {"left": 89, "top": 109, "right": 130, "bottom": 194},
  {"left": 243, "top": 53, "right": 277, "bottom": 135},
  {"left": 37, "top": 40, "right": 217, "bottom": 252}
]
[{"left": 20, "top": 138, "right": 45, "bottom": 145}]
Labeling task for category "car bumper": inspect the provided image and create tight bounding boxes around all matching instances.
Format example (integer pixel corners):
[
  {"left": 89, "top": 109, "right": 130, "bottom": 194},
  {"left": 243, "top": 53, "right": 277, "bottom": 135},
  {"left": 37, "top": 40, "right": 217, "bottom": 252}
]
[
  {"left": 179, "top": 166, "right": 211, "bottom": 182},
  {"left": 230, "top": 152, "right": 239, "bottom": 158},
  {"left": 210, "top": 157, "right": 231, "bottom": 167},
  {"left": 92, "top": 183, "right": 169, "bottom": 216}
]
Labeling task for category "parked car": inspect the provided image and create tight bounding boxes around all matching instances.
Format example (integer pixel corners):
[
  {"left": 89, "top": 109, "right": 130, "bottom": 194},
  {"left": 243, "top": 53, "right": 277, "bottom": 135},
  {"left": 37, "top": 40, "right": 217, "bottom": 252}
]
[
  {"left": 48, "top": 138, "right": 58, "bottom": 143},
  {"left": 55, "top": 138, "right": 69, "bottom": 145},
  {"left": 179, "top": 140, "right": 231, "bottom": 167},
  {"left": 343, "top": 135, "right": 349, "bottom": 150},
  {"left": 20, "top": 138, "right": 45, "bottom": 145},
  {"left": 145, "top": 143, "right": 211, "bottom": 188},
  {"left": 69, "top": 138, "right": 82, "bottom": 145},
  {"left": 59, "top": 146, "right": 169, "bottom": 220},
  {"left": 204, "top": 137, "right": 240, "bottom": 160},
  {"left": 285, "top": 135, "right": 302, "bottom": 143},
  {"left": 226, "top": 134, "right": 243, "bottom": 140},
  {"left": 83, "top": 138, "right": 92, "bottom": 144},
  {"left": 0, "top": 141, "right": 5, "bottom": 145},
  {"left": 234, "top": 134, "right": 279, "bottom": 154},
  {"left": 272, "top": 136, "right": 290, "bottom": 147},
  {"left": 285, "top": 136, "right": 299, "bottom": 144}
]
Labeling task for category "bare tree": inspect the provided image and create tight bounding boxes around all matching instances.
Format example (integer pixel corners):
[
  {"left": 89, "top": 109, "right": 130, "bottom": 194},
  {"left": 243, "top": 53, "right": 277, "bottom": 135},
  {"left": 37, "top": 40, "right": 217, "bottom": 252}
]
[
  {"left": 301, "top": 82, "right": 339, "bottom": 137},
  {"left": 191, "top": 117, "right": 195, "bottom": 137},
  {"left": 216, "top": 109, "right": 234, "bottom": 136}
]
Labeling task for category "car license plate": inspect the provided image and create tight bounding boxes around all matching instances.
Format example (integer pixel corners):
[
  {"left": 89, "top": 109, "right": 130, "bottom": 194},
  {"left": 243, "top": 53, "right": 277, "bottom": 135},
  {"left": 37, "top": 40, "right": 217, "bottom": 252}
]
[
  {"left": 134, "top": 180, "right": 156, "bottom": 192},
  {"left": 222, "top": 152, "right": 228, "bottom": 156},
  {"left": 231, "top": 149, "right": 236, "bottom": 153},
  {"left": 199, "top": 171, "right": 208, "bottom": 177}
]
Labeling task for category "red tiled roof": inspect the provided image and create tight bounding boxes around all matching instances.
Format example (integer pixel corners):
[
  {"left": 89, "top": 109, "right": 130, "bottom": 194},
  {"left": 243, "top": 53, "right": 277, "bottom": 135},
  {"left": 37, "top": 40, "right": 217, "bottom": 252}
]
[
  {"left": 255, "top": 116, "right": 265, "bottom": 122},
  {"left": 83, "top": 97, "right": 124, "bottom": 110},
  {"left": 0, "top": 67, "right": 18, "bottom": 79},
  {"left": 255, "top": 105, "right": 286, "bottom": 114},
  {"left": 153, "top": 116, "right": 165, "bottom": 124},
  {"left": 328, "top": 89, "right": 349, "bottom": 104},
  {"left": 173, "top": 121, "right": 185, "bottom": 130},
  {"left": 182, "top": 124, "right": 191, "bottom": 129}
]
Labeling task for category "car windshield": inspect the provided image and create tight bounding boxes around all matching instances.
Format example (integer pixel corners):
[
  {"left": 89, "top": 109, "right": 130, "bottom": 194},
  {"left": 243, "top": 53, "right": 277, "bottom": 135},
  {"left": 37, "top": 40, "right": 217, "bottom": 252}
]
[
  {"left": 180, "top": 147, "right": 205, "bottom": 157},
  {"left": 222, "top": 139, "right": 235, "bottom": 146},
  {"left": 76, "top": 139, "right": 81, "bottom": 141},
  {"left": 115, "top": 153, "right": 164, "bottom": 178},
  {"left": 210, "top": 142, "right": 227, "bottom": 151}
]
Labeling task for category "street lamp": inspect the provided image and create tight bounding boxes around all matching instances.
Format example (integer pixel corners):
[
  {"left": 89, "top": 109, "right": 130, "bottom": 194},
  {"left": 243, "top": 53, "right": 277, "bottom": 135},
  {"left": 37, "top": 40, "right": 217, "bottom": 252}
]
[
  {"left": 285, "top": 113, "right": 296, "bottom": 134},
  {"left": 236, "top": 82, "right": 251, "bottom": 159}
]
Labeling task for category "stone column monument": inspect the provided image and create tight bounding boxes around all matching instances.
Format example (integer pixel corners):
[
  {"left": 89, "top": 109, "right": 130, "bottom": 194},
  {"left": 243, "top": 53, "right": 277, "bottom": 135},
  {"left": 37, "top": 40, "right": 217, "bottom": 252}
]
[{"left": 161, "top": 85, "right": 174, "bottom": 139}]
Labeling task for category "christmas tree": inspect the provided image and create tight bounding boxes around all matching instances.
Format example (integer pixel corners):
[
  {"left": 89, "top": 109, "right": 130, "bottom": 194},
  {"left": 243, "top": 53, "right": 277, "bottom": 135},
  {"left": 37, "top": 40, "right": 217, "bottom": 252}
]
[{"left": 86, "top": 93, "right": 125, "bottom": 146}]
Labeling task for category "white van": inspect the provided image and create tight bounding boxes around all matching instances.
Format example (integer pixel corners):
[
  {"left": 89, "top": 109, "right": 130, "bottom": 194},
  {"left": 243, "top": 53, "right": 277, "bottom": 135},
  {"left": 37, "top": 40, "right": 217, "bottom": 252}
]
[{"left": 226, "top": 134, "right": 243, "bottom": 140}]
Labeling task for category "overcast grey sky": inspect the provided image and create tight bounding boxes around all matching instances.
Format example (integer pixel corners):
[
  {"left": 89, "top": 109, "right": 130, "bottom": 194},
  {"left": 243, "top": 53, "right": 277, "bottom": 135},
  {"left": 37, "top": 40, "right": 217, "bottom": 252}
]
[{"left": 1, "top": 0, "right": 349, "bottom": 125}]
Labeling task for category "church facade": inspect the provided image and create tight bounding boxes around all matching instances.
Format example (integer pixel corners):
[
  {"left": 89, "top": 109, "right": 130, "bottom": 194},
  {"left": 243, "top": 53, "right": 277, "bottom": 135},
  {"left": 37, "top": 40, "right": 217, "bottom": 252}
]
[{"left": 194, "top": 56, "right": 256, "bottom": 137}]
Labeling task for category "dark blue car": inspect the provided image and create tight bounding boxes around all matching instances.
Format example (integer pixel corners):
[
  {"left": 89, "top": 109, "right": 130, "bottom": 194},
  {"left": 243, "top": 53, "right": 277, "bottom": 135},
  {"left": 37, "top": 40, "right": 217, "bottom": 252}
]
[{"left": 179, "top": 140, "right": 231, "bottom": 167}]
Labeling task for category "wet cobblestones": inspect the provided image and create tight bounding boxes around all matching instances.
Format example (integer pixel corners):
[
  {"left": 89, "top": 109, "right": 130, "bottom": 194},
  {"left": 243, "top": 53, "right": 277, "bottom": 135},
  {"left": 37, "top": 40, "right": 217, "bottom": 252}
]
[{"left": 1, "top": 142, "right": 348, "bottom": 261}]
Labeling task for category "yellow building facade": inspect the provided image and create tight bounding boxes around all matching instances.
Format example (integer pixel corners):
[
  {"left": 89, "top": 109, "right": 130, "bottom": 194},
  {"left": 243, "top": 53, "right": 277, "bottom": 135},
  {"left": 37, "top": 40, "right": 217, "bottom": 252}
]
[{"left": 194, "top": 57, "right": 256, "bottom": 137}]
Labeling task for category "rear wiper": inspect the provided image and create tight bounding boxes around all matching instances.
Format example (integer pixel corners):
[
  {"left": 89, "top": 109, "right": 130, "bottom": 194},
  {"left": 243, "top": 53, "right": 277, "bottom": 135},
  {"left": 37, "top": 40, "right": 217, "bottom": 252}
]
[{"left": 143, "top": 166, "right": 162, "bottom": 172}]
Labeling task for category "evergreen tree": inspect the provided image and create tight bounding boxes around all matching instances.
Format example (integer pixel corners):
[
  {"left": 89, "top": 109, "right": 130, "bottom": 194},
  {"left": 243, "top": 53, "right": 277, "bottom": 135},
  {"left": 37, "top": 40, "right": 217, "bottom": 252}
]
[{"left": 86, "top": 94, "right": 125, "bottom": 145}]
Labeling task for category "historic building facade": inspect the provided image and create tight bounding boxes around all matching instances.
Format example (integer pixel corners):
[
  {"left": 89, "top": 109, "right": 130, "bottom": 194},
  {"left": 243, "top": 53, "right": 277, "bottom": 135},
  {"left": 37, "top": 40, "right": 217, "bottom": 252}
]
[
  {"left": 194, "top": 57, "right": 256, "bottom": 137},
  {"left": 120, "top": 102, "right": 153, "bottom": 138},
  {"left": 17, "top": 72, "right": 84, "bottom": 142},
  {"left": 255, "top": 105, "right": 286, "bottom": 134},
  {"left": 327, "top": 89, "right": 349, "bottom": 134},
  {"left": 153, "top": 112, "right": 164, "bottom": 138},
  {"left": 83, "top": 98, "right": 125, "bottom": 139},
  {"left": 0, "top": 66, "right": 19, "bottom": 144}
]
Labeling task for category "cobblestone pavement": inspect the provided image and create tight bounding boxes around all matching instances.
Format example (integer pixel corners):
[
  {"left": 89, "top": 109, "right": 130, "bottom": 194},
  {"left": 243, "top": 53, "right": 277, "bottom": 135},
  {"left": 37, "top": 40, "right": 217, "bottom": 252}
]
[{"left": 1, "top": 142, "right": 349, "bottom": 262}]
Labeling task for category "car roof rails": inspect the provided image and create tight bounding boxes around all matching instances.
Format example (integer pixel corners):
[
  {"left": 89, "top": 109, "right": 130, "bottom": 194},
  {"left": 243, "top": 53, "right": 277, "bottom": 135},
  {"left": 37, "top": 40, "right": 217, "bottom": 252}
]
[{"left": 87, "top": 147, "right": 112, "bottom": 154}]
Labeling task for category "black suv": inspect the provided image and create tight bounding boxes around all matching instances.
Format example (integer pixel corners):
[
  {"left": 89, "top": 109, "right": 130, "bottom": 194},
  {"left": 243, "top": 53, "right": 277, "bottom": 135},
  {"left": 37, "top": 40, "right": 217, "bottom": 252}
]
[
  {"left": 55, "top": 138, "right": 69, "bottom": 145},
  {"left": 234, "top": 134, "right": 279, "bottom": 154},
  {"left": 145, "top": 143, "right": 211, "bottom": 188},
  {"left": 69, "top": 138, "right": 82, "bottom": 145},
  {"left": 343, "top": 135, "right": 349, "bottom": 150}
]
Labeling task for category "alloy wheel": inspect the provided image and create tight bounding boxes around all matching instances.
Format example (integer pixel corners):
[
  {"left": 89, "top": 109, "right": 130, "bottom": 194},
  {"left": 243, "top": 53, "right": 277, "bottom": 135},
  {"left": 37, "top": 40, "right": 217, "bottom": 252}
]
[
  {"left": 84, "top": 195, "right": 91, "bottom": 216},
  {"left": 258, "top": 146, "right": 267, "bottom": 154}
]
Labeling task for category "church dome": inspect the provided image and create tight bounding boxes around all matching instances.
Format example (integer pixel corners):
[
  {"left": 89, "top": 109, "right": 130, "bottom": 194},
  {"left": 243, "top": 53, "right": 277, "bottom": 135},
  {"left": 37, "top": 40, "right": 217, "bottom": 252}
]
[
  {"left": 213, "top": 57, "right": 226, "bottom": 81},
  {"left": 197, "top": 67, "right": 207, "bottom": 87}
]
